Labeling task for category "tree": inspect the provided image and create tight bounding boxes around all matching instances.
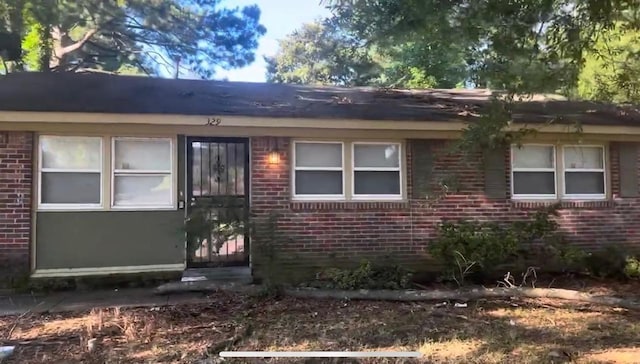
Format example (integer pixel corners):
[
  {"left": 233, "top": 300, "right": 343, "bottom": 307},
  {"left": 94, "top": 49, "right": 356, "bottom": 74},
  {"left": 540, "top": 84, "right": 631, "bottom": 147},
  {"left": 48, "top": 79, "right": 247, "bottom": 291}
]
[
  {"left": 370, "top": 39, "right": 468, "bottom": 89},
  {"left": 265, "top": 20, "right": 380, "bottom": 86},
  {"left": 323, "top": 0, "right": 640, "bottom": 95},
  {"left": 1, "top": 0, "right": 266, "bottom": 77},
  {"left": 265, "top": 19, "right": 468, "bottom": 88},
  {"left": 577, "top": 22, "right": 640, "bottom": 103}
]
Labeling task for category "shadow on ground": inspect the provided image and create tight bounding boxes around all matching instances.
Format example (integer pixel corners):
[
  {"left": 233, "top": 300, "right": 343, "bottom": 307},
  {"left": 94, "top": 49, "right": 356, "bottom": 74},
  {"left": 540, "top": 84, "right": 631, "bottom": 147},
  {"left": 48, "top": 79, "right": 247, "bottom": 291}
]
[{"left": 1, "top": 290, "right": 639, "bottom": 363}]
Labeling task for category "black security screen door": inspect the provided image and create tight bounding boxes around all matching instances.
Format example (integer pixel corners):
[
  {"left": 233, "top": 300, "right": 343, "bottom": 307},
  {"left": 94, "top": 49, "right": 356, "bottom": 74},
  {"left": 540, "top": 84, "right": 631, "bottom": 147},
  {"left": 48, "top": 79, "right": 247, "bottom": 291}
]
[{"left": 186, "top": 137, "right": 249, "bottom": 267}]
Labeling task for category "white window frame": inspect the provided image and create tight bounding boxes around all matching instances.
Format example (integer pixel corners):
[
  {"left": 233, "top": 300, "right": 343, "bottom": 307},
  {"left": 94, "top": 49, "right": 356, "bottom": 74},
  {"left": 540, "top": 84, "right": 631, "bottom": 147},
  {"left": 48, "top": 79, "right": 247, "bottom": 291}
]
[
  {"left": 562, "top": 145, "right": 607, "bottom": 200},
  {"left": 111, "top": 137, "right": 175, "bottom": 210},
  {"left": 351, "top": 142, "right": 403, "bottom": 201},
  {"left": 38, "top": 135, "right": 104, "bottom": 210},
  {"left": 292, "top": 141, "right": 345, "bottom": 201},
  {"left": 511, "top": 144, "right": 557, "bottom": 200}
]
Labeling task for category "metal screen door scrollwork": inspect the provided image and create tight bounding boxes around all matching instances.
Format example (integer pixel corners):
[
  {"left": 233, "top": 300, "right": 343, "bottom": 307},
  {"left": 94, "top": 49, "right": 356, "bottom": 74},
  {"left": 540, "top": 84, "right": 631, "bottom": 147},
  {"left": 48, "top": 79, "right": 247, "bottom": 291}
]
[{"left": 186, "top": 137, "right": 249, "bottom": 267}]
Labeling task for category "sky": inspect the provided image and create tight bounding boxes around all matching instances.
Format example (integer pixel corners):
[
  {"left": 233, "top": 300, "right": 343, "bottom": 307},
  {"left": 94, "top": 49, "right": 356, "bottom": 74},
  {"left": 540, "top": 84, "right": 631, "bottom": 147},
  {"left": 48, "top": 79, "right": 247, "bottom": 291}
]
[{"left": 216, "top": 0, "right": 331, "bottom": 83}]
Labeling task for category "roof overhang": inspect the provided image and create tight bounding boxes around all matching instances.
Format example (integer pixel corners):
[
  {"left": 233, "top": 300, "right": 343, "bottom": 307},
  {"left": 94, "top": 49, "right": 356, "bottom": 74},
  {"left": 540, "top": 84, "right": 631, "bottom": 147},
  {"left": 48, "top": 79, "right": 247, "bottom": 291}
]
[{"left": 1, "top": 110, "right": 640, "bottom": 137}]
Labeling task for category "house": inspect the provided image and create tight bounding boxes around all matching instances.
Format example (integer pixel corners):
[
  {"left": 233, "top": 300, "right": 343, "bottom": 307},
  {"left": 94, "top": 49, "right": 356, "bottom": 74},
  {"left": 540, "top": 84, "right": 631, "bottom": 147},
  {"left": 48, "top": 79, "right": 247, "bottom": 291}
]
[{"left": 1, "top": 72, "right": 640, "bottom": 281}]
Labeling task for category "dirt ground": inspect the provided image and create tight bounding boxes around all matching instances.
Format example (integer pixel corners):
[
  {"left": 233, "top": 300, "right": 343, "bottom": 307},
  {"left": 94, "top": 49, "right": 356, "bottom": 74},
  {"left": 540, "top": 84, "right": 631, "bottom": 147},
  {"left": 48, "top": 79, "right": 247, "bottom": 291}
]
[{"left": 1, "top": 279, "right": 640, "bottom": 363}]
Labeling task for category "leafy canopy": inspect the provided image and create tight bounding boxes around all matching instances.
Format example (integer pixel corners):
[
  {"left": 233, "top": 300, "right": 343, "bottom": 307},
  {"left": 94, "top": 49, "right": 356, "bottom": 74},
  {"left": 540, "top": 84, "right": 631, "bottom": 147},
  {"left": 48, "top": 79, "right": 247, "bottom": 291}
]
[
  {"left": 265, "top": 20, "right": 380, "bottom": 86},
  {"left": 1, "top": 0, "right": 266, "bottom": 77},
  {"left": 323, "top": 0, "right": 640, "bottom": 95},
  {"left": 266, "top": 18, "right": 468, "bottom": 88},
  {"left": 577, "top": 23, "right": 640, "bottom": 103}
]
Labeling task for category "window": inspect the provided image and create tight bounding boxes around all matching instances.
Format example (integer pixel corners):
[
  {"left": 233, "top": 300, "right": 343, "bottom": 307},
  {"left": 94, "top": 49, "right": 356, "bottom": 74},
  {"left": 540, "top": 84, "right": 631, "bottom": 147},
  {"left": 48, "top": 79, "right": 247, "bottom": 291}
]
[
  {"left": 292, "top": 140, "right": 404, "bottom": 201},
  {"left": 511, "top": 145, "right": 556, "bottom": 199},
  {"left": 112, "top": 138, "right": 173, "bottom": 208},
  {"left": 293, "top": 141, "right": 344, "bottom": 199},
  {"left": 39, "top": 136, "right": 102, "bottom": 208},
  {"left": 563, "top": 145, "right": 606, "bottom": 199},
  {"left": 511, "top": 144, "right": 607, "bottom": 200},
  {"left": 353, "top": 143, "right": 401, "bottom": 199}
]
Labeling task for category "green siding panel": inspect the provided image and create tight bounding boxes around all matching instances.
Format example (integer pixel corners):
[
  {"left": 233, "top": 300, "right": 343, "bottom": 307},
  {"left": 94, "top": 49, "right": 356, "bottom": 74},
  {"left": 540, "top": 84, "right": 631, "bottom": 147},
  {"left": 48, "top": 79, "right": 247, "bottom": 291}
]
[
  {"left": 411, "top": 140, "right": 434, "bottom": 199},
  {"left": 619, "top": 142, "right": 639, "bottom": 197},
  {"left": 483, "top": 148, "right": 507, "bottom": 199},
  {"left": 36, "top": 211, "right": 185, "bottom": 269}
]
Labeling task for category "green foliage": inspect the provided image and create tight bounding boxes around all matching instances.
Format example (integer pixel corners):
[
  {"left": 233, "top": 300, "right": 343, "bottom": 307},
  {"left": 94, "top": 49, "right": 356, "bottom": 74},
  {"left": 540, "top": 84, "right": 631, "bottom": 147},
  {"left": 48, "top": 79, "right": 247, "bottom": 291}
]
[
  {"left": 183, "top": 197, "right": 245, "bottom": 261},
  {"left": 266, "top": 18, "right": 468, "bottom": 88},
  {"left": 265, "top": 20, "right": 380, "bottom": 86},
  {"left": 1, "top": 0, "right": 266, "bottom": 76},
  {"left": 324, "top": 0, "right": 639, "bottom": 95},
  {"left": 430, "top": 221, "right": 520, "bottom": 274},
  {"left": 315, "top": 260, "right": 412, "bottom": 290},
  {"left": 429, "top": 205, "right": 575, "bottom": 282},
  {"left": 452, "top": 97, "right": 538, "bottom": 160},
  {"left": 584, "top": 245, "right": 640, "bottom": 279},
  {"left": 624, "top": 256, "right": 640, "bottom": 279},
  {"left": 21, "top": 21, "right": 45, "bottom": 70},
  {"left": 326, "top": 0, "right": 470, "bottom": 88},
  {"left": 405, "top": 67, "right": 438, "bottom": 89},
  {"left": 577, "top": 22, "right": 640, "bottom": 103}
]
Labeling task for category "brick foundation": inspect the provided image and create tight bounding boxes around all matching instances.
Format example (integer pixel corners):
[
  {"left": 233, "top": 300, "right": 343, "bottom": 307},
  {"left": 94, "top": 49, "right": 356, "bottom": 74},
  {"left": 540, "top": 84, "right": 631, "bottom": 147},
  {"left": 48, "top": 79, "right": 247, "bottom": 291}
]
[
  {"left": 250, "top": 137, "right": 640, "bottom": 278},
  {"left": 0, "top": 131, "right": 33, "bottom": 280}
]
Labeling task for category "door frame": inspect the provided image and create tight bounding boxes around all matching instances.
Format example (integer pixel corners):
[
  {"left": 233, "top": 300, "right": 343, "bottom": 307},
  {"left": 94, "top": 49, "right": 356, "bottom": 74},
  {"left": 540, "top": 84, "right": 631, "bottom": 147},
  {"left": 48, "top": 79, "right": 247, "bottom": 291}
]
[{"left": 185, "top": 136, "right": 250, "bottom": 267}]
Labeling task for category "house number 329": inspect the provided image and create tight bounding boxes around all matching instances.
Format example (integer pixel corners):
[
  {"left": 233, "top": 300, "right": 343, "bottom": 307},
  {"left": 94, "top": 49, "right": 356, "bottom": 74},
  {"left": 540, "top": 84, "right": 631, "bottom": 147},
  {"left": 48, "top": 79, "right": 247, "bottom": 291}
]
[{"left": 206, "top": 117, "right": 222, "bottom": 126}]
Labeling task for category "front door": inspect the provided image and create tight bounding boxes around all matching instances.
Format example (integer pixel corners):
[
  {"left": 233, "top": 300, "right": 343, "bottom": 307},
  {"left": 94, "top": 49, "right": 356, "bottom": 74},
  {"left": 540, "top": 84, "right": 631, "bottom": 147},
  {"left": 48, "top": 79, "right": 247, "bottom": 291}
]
[{"left": 186, "top": 137, "right": 249, "bottom": 267}]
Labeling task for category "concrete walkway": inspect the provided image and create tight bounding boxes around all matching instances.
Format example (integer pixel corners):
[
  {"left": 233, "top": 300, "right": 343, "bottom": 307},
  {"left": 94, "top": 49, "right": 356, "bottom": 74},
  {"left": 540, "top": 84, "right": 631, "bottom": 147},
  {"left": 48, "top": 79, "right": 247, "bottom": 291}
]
[{"left": 0, "top": 288, "right": 212, "bottom": 317}]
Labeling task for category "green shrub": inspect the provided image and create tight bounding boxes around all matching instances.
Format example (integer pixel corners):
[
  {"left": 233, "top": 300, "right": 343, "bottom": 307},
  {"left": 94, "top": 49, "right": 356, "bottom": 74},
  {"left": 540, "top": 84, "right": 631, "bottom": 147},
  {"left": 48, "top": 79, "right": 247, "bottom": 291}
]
[
  {"left": 429, "top": 205, "right": 581, "bottom": 283},
  {"left": 584, "top": 245, "right": 629, "bottom": 278},
  {"left": 624, "top": 256, "right": 640, "bottom": 279},
  {"left": 430, "top": 220, "right": 520, "bottom": 272},
  {"left": 315, "top": 260, "right": 412, "bottom": 290},
  {"left": 584, "top": 245, "right": 640, "bottom": 279}
]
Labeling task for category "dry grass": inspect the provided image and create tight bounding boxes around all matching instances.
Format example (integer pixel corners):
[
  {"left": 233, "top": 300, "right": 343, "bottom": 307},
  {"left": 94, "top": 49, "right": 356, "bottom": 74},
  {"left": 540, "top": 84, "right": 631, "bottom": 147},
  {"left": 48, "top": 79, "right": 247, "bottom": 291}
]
[{"left": 1, "top": 289, "right": 640, "bottom": 363}]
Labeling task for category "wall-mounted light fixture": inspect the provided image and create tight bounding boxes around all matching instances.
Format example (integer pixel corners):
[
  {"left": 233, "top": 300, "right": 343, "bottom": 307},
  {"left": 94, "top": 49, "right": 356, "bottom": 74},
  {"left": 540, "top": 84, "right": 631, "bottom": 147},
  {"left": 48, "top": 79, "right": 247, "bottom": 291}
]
[{"left": 268, "top": 137, "right": 281, "bottom": 165}]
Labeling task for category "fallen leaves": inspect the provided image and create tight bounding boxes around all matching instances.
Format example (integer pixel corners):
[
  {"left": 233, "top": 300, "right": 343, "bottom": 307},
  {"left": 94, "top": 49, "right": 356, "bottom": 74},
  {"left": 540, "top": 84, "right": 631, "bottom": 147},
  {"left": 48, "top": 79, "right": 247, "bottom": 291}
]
[{"left": 0, "top": 287, "right": 639, "bottom": 363}]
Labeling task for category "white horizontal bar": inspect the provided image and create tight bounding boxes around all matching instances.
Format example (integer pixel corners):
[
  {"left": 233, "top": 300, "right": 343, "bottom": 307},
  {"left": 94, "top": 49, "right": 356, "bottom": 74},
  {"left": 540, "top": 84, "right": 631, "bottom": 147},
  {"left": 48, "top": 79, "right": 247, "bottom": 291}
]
[
  {"left": 31, "top": 263, "right": 185, "bottom": 278},
  {"left": 219, "top": 351, "right": 421, "bottom": 358}
]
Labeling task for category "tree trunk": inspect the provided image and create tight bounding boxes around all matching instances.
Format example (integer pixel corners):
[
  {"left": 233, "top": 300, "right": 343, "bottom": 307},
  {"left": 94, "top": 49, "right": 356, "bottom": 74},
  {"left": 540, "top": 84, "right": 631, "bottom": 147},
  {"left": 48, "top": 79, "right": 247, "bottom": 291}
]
[
  {"left": 50, "top": 26, "right": 97, "bottom": 71},
  {"left": 155, "top": 282, "right": 640, "bottom": 310},
  {"left": 284, "top": 287, "right": 640, "bottom": 310}
]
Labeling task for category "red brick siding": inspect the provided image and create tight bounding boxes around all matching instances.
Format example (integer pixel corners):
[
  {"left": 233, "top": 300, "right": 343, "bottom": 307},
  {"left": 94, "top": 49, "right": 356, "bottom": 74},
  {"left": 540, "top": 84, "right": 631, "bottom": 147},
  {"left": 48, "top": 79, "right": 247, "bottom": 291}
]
[
  {"left": 250, "top": 137, "right": 639, "bottom": 276},
  {"left": 0, "top": 131, "right": 33, "bottom": 277}
]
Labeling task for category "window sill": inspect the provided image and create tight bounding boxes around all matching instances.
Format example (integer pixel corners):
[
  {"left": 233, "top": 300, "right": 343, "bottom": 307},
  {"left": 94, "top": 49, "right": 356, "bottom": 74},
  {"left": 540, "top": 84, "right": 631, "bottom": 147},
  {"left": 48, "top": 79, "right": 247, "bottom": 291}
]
[
  {"left": 110, "top": 206, "right": 177, "bottom": 211},
  {"left": 38, "top": 205, "right": 104, "bottom": 212},
  {"left": 290, "top": 200, "right": 409, "bottom": 211},
  {"left": 511, "top": 200, "right": 615, "bottom": 209}
]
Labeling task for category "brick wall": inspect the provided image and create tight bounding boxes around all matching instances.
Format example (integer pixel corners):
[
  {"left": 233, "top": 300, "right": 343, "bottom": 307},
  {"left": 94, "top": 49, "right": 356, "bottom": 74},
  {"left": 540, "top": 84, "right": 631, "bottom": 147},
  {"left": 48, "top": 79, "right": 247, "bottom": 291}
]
[
  {"left": 251, "top": 137, "right": 640, "bottom": 279},
  {"left": 0, "top": 131, "right": 33, "bottom": 279}
]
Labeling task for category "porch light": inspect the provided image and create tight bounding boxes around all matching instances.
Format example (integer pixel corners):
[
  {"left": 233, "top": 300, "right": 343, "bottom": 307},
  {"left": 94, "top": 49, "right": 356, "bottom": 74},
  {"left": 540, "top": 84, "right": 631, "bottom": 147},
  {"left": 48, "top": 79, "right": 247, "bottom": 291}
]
[
  {"left": 268, "top": 150, "right": 281, "bottom": 165},
  {"left": 268, "top": 136, "right": 281, "bottom": 165}
]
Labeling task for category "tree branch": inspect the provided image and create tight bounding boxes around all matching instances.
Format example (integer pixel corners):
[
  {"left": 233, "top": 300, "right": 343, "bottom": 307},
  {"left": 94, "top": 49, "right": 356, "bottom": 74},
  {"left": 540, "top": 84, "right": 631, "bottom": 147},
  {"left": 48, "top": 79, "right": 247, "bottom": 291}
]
[{"left": 58, "top": 28, "right": 98, "bottom": 56}]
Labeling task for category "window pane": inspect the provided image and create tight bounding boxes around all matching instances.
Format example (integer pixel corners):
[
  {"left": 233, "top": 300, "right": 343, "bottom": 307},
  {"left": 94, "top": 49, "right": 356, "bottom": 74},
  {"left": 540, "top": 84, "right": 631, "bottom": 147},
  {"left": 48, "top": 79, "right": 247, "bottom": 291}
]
[
  {"left": 295, "top": 171, "right": 342, "bottom": 195},
  {"left": 41, "top": 172, "right": 100, "bottom": 204},
  {"left": 41, "top": 136, "right": 101, "bottom": 170},
  {"left": 114, "top": 175, "right": 172, "bottom": 206},
  {"left": 564, "top": 146, "right": 603, "bottom": 169},
  {"left": 115, "top": 139, "right": 171, "bottom": 171},
  {"left": 565, "top": 172, "right": 605, "bottom": 194},
  {"left": 513, "top": 145, "right": 554, "bottom": 169},
  {"left": 295, "top": 143, "right": 342, "bottom": 168},
  {"left": 513, "top": 172, "right": 555, "bottom": 195},
  {"left": 354, "top": 144, "right": 399, "bottom": 168},
  {"left": 354, "top": 171, "right": 401, "bottom": 195}
]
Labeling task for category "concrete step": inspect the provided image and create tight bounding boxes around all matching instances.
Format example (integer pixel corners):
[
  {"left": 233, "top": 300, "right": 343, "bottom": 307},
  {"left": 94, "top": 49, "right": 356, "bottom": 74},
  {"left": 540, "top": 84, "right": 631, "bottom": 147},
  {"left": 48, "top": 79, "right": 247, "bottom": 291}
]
[{"left": 181, "top": 266, "right": 252, "bottom": 284}]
